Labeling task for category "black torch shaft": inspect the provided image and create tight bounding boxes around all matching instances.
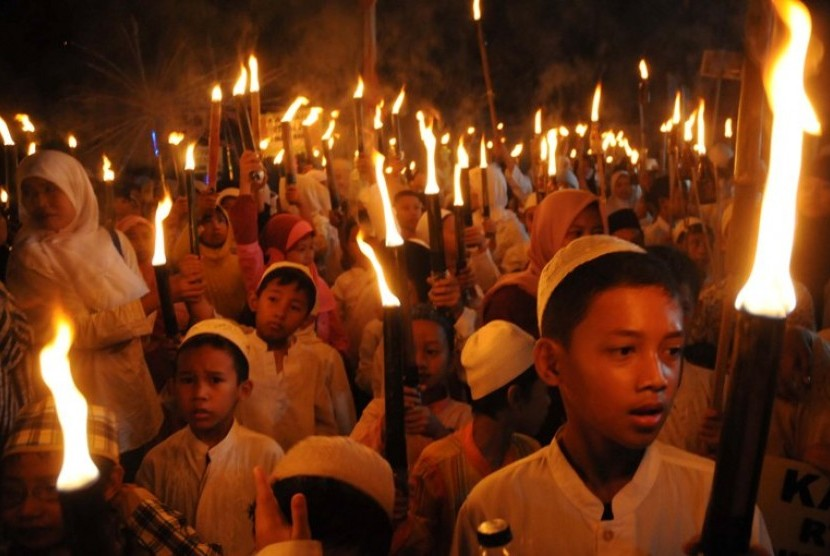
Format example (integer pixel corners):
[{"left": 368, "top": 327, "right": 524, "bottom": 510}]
[{"left": 153, "top": 264, "right": 179, "bottom": 337}]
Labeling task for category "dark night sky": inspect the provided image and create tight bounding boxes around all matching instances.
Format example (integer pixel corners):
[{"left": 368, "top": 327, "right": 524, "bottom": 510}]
[{"left": 0, "top": 0, "right": 828, "bottom": 169}]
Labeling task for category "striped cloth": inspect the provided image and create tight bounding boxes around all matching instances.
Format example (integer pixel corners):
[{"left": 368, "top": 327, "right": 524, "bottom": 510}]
[{"left": 0, "top": 282, "right": 33, "bottom": 450}]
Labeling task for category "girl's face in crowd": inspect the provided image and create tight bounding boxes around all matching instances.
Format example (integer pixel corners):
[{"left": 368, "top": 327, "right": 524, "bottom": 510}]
[
  {"left": 412, "top": 318, "right": 451, "bottom": 393},
  {"left": 199, "top": 210, "right": 229, "bottom": 249},
  {"left": 21, "top": 177, "right": 77, "bottom": 233},
  {"left": 613, "top": 175, "right": 633, "bottom": 201},
  {"left": 561, "top": 205, "right": 604, "bottom": 247},
  {"left": 125, "top": 223, "right": 154, "bottom": 265},
  {"left": 286, "top": 234, "right": 315, "bottom": 267},
  {"left": 0, "top": 452, "right": 66, "bottom": 551}
]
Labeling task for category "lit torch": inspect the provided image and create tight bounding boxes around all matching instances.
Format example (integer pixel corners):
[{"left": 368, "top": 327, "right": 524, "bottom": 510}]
[
  {"left": 67, "top": 134, "right": 78, "bottom": 151},
  {"left": 14, "top": 114, "right": 35, "bottom": 133},
  {"left": 458, "top": 138, "right": 473, "bottom": 227},
  {"left": 151, "top": 194, "right": 178, "bottom": 337},
  {"left": 638, "top": 59, "right": 650, "bottom": 176},
  {"left": 479, "top": 135, "right": 492, "bottom": 230},
  {"left": 374, "top": 101, "right": 385, "bottom": 154},
  {"left": 281, "top": 95, "right": 310, "bottom": 197},
  {"left": 40, "top": 315, "right": 116, "bottom": 553},
  {"left": 232, "top": 66, "right": 256, "bottom": 151},
  {"left": 302, "top": 106, "right": 323, "bottom": 166},
  {"left": 102, "top": 155, "right": 115, "bottom": 230},
  {"left": 700, "top": 0, "right": 821, "bottom": 552},
  {"left": 472, "top": 0, "right": 499, "bottom": 137},
  {"left": 546, "top": 129, "right": 558, "bottom": 191},
  {"left": 184, "top": 143, "right": 199, "bottom": 255},
  {"left": 248, "top": 55, "right": 262, "bottom": 147},
  {"left": 207, "top": 84, "right": 223, "bottom": 188},
  {"left": 353, "top": 76, "right": 366, "bottom": 154},
  {"left": 392, "top": 87, "right": 406, "bottom": 160},
  {"left": 590, "top": 82, "right": 606, "bottom": 197},
  {"left": 321, "top": 120, "right": 340, "bottom": 210},
  {"left": 417, "top": 112, "right": 447, "bottom": 276}
]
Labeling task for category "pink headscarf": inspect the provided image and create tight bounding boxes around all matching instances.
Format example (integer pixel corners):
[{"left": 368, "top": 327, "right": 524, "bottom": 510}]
[
  {"left": 259, "top": 213, "right": 336, "bottom": 313},
  {"left": 486, "top": 189, "right": 601, "bottom": 298}
]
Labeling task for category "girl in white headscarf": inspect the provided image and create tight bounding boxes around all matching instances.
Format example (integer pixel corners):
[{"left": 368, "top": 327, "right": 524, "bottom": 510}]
[{"left": 6, "top": 150, "right": 163, "bottom": 457}]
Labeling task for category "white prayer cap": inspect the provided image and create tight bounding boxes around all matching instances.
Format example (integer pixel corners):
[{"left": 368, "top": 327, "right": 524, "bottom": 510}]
[
  {"left": 273, "top": 436, "right": 395, "bottom": 518},
  {"left": 216, "top": 187, "right": 239, "bottom": 206},
  {"left": 182, "top": 318, "right": 251, "bottom": 368},
  {"left": 462, "top": 320, "right": 536, "bottom": 400},
  {"left": 671, "top": 217, "right": 704, "bottom": 244},
  {"left": 537, "top": 235, "right": 645, "bottom": 329}
]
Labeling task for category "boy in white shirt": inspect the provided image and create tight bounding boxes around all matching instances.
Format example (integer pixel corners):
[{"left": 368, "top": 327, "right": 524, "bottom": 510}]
[
  {"left": 137, "top": 319, "right": 284, "bottom": 555},
  {"left": 452, "top": 236, "right": 773, "bottom": 555}
]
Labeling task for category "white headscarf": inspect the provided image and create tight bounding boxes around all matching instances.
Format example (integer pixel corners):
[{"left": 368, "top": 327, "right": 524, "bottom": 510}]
[
  {"left": 470, "top": 163, "right": 509, "bottom": 220},
  {"left": 10, "top": 150, "right": 148, "bottom": 312}
]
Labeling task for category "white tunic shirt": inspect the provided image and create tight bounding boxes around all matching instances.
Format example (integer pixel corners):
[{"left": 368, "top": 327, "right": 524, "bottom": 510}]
[
  {"left": 452, "top": 440, "right": 772, "bottom": 555},
  {"left": 136, "top": 420, "right": 283, "bottom": 555}
]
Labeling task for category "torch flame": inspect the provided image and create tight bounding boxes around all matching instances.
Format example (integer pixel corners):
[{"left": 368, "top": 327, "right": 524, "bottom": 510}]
[
  {"left": 479, "top": 136, "right": 488, "bottom": 170},
  {"left": 672, "top": 91, "right": 682, "bottom": 125},
  {"left": 472, "top": 0, "right": 481, "bottom": 21},
  {"left": 15, "top": 114, "right": 35, "bottom": 133},
  {"left": 558, "top": 126, "right": 570, "bottom": 137},
  {"left": 457, "top": 137, "right": 470, "bottom": 169},
  {"left": 356, "top": 231, "right": 401, "bottom": 307},
  {"left": 735, "top": 0, "right": 821, "bottom": 317},
  {"left": 373, "top": 151, "right": 404, "bottom": 247},
  {"left": 534, "top": 109, "right": 542, "bottom": 135},
  {"left": 233, "top": 66, "right": 248, "bottom": 97},
  {"left": 392, "top": 87, "right": 406, "bottom": 114},
  {"left": 27, "top": 142, "right": 36, "bottom": 156},
  {"left": 373, "top": 102, "right": 384, "bottom": 130},
  {"left": 322, "top": 120, "right": 336, "bottom": 142},
  {"left": 540, "top": 136, "right": 548, "bottom": 162},
  {"left": 0, "top": 188, "right": 8, "bottom": 203},
  {"left": 639, "top": 59, "right": 649, "bottom": 80},
  {"left": 303, "top": 106, "right": 323, "bottom": 127},
  {"left": 259, "top": 138, "right": 271, "bottom": 151},
  {"left": 0, "top": 117, "right": 14, "bottom": 146},
  {"left": 152, "top": 193, "right": 173, "bottom": 266},
  {"left": 546, "top": 129, "right": 558, "bottom": 177},
  {"left": 591, "top": 83, "right": 602, "bottom": 122},
  {"left": 453, "top": 162, "right": 464, "bottom": 207},
  {"left": 684, "top": 110, "right": 696, "bottom": 143},
  {"left": 185, "top": 143, "right": 196, "bottom": 171},
  {"left": 696, "top": 98, "right": 706, "bottom": 154},
  {"left": 630, "top": 149, "right": 640, "bottom": 165},
  {"left": 168, "top": 132, "right": 184, "bottom": 146},
  {"left": 39, "top": 316, "right": 100, "bottom": 491},
  {"left": 467, "top": 126, "right": 475, "bottom": 136},
  {"left": 353, "top": 76, "right": 364, "bottom": 99},
  {"left": 440, "top": 132, "right": 450, "bottom": 146},
  {"left": 575, "top": 123, "right": 588, "bottom": 137},
  {"left": 248, "top": 55, "right": 260, "bottom": 93},
  {"left": 274, "top": 149, "right": 285, "bottom": 164},
  {"left": 102, "top": 154, "right": 114, "bottom": 182},
  {"left": 417, "top": 112, "right": 441, "bottom": 195},
  {"left": 510, "top": 143, "right": 523, "bottom": 158},
  {"left": 211, "top": 84, "right": 222, "bottom": 102},
  {"left": 282, "top": 96, "right": 310, "bottom": 123},
  {"left": 67, "top": 134, "right": 77, "bottom": 149},
  {"left": 725, "top": 117, "right": 734, "bottom": 139}
]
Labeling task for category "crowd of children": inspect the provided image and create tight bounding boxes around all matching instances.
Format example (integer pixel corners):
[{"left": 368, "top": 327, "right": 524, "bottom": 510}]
[{"left": 1, "top": 139, "right": 829, "bottom": 555}]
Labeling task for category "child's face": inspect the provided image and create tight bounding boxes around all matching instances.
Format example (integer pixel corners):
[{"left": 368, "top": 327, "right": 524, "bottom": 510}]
[
  {"left": 125, "top": 223, "right": 154, "bottom": 265},
  {"left": 175, "top": 345, "right": 250, "bottom": 445},
  {"left": 21, "top": 177, "right": 77, "bottom": 233},
  {"left": 286, "top": 234, "right": 315, "bottom": 267},
  {"left": 537, "top": 286, "right": 684, "bottom": 451},
  {"left": 613, "top": 175, "right": 633, "bottom": 200},
  {"left": 0, "top": 452, "right": 66, "bottom": 551},
  {"left": 681, "top": 231, "right": 709, "bottom": 271},
  {"left": 394, "top": 196, "right": 423, "bottom": 233},
  {"left": 251, "top": 280, "right": 311, "bottom": 346},
  {"left": 412, "top": 319, "right": 451, "bottom": 393},
  {"left": 561, "top": 205, "right": 604, "bottom": 247},
  {"left": 199, "top": 210, "right": 229, "bottom": 249}
]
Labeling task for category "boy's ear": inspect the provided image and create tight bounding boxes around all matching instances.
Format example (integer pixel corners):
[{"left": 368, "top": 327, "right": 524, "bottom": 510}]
[
  {"left": 238, "top": 379, "right": 253, "bottom": 400},
  {"left": 506, "top": 384, "right": 524, "bottom": 411},
  {"left": 248, "top": 290, "right": 259, "bottom": 313},
  {"left": 534, "top": 338, "right": 563, "bottom": 387}
]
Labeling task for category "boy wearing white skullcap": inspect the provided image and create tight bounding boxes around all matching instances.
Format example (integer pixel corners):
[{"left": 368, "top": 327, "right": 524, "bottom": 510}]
[
  {"left": 396, "top": 320, "right": 548, "bottom": 555},
  {"left": 137, "top": 318, "right": 284, "bottom": 555},
  {"left": 453, "top": 235, "right": 773, "bottom": 555}
]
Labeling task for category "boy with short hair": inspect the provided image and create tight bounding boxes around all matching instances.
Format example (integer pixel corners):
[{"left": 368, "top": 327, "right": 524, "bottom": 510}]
[
  {"left": 236, "top": 261, "right": 338, "bottom": 449},
  {"left": 396, "top": 320, "right": 547, "bottom": 555},
  {"left": 452, "top": 235, "right": 773, "bottom": 554},
  {"left": 394, "top": 190, "right": 425, "bottom": 241},
  {"left": 137, "top": 318, "right": 284, "bottom": 555}
]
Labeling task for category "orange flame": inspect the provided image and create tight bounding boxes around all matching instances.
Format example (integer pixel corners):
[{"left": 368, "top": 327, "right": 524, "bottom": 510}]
[
  {"left": 102, "top": 154, "right": 114, "bottom": 182},
  {"left": 233, "top": 66, "right": 248, "bottom": 97},
  {"left": 248, "top": 55, "right": 260, "bottom": 93},
  {"left": 534, "top": 109, "right": 542, "bottom": 135},
  {"left": 152, "top": 193, "right": 173, "bottom": 266},
  {"left": 639, "top": 59, "right": 649, "bottom": 80},
  {"left": 373, "top": 102, "right": 384, "bottom": 130},
  {"left": 392, "top": 87, "right": 406, "bottom": 114},
  {"left": 353, "top": 76, "right": 364, "bottom": 99},
  {"left": 357, "top": 231, "right": 400, "bottom": 307},
  {"left": 373, "top": 151, "right": 404, "bottom": 247},
  {"left": 725, "top": 117, "right": 734, "bottom": 139},
  {"left": 168, "top": 132, "right": 184, "bottom": 146},
  {"left": 185, "top": 143, "right": 196, "bottom": 171},
  {"left": 322, "top": 120, "right": 336, "bottom": 141},
  {"left": 591, "top": 83, "right": 602, "bottom": 122},
  {"left": 211, "top": 84, "right": 222, "bottom": 102},
  {"left": 303, "top": 106, "right": 323, "bottom": 127},
  {"left": 672, "top": 91, "right": 682, "bottom": 125},
  {"left": 510, "top": 143, "right": 523, "bottom": 158},
  {"left": 67, "top": 134, "right": 77, "bottom": 149},
  {"left": 457, "top": 137, "right": 470, "bottom": 169},
  {"left": 0, "top": 117, "right": 14, "bottom": 146},
  {"left": 282, "top": 96, "right": 310, "bottom": 123},
  {"left": 417, "top": 112, "right": 440, "bottom": 195},
  {"left": 15, "top": 114, "right": 35, "bottom": 133},
  {"left": 695, "top": 99, "right": 706, "bottom": 154},
  {"left": 472, "top": 0, "right": 481, "bottom": 21},
  {"left": 546, "top": 129, "right": 557, "bottom": 177}
]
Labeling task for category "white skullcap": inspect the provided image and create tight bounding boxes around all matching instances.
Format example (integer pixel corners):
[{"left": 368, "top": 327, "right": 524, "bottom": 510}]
[
  {"left": 671, "top": 217, "right": 704, "bottom": 244},
  {"left": 182, "top": 318, "right": 251, "bottom": 368},
  {"left": 537, "top": 235, "right": 645, "bottom": 329},
  {"left": 273, "top": 436, "right": 395, "bottom": 518},
  {"left": 216, "top": 187, "right": 239, "bottom": 205},
  {"left": 462, "top": 320, "right": 536, "bottom": 400}
]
